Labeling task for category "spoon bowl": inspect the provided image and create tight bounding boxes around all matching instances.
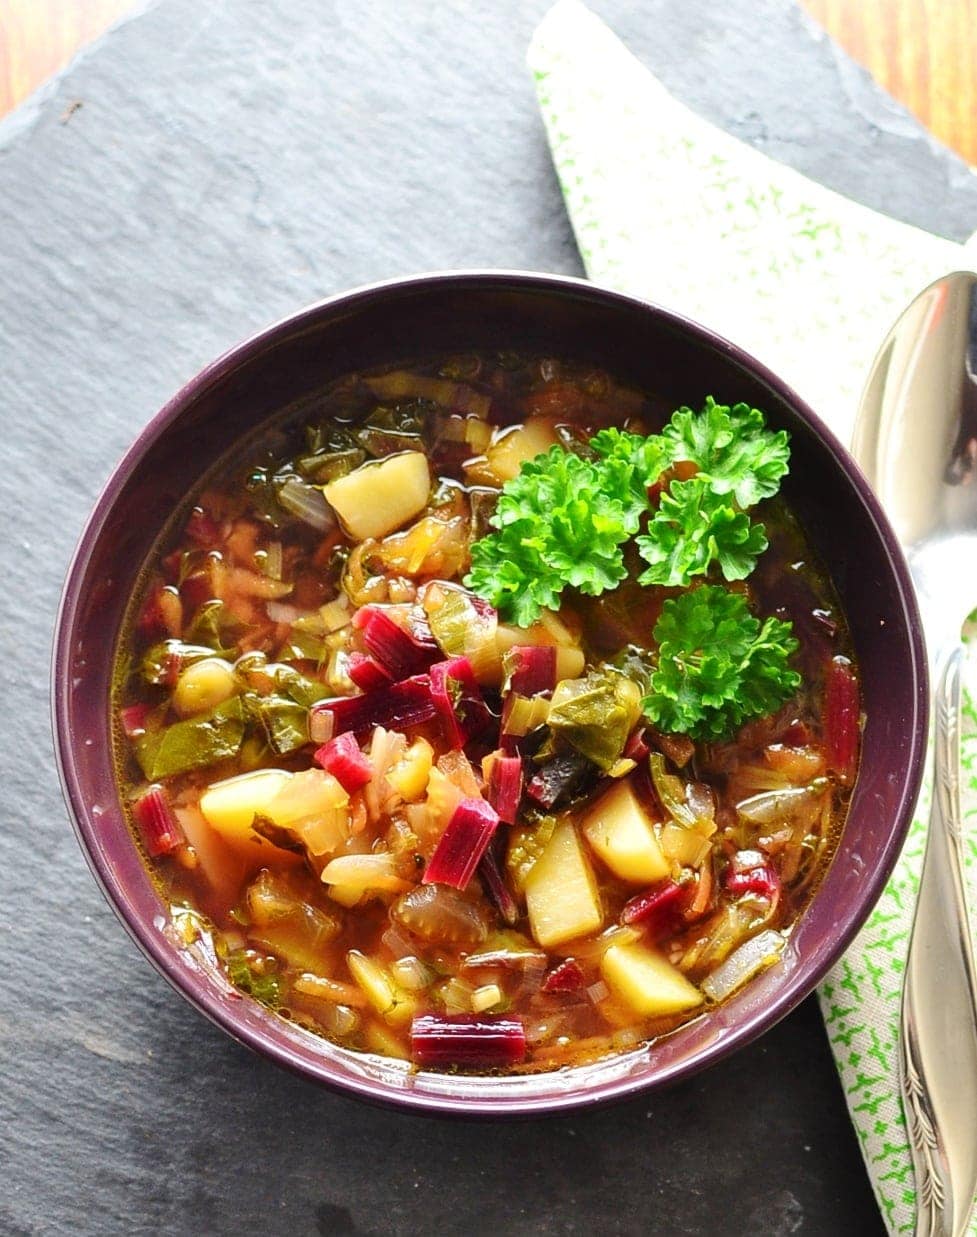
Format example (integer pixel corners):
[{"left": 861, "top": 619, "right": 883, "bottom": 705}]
[{"left": 854, "top": 271, "right": 977, "bottom": 665}]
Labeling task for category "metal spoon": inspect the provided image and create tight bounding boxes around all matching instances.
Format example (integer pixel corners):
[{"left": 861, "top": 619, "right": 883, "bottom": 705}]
[{"left": 853, "top": 270, "right": 977, "bottom": 1237}]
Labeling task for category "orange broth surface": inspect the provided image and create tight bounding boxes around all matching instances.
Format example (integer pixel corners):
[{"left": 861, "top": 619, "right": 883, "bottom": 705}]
[{"left": 113, "top": 353, "right": 859, "bottom": 1074}]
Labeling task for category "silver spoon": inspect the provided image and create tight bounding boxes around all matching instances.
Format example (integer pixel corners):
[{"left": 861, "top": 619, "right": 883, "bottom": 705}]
[{"left": 853, "top": 270, "right": 977, "bottom": 1237}]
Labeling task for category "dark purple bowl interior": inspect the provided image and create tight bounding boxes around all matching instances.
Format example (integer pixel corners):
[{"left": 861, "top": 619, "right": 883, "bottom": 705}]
[{"left": 53, "top": 271, "right": 926, "bottom": 1116}]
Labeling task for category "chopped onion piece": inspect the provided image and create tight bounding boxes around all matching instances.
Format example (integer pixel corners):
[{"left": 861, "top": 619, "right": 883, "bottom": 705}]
[
  {"left": 380, "top": 925, "right": 416, "bottom": 960},
  {"left": 471, "top": 984, "right": 503, "bottom": 1013},
  {"left": 700, "top": 930, "right": 786, "bottom": 1003},
  {"left": 266, "top": 600, "right": 311, "bottom": 624},
  {"left": 278, "top": 477, "right": 336, "bottom": 531},
  {"left": 736, "top": 781, "right": 825, "bottom": 825},
  {"left": 390, "top": 956, "right": 435, "bottom": 991}
]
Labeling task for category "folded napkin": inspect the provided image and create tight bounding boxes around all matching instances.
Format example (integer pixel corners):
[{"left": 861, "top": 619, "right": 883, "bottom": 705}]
[{"left": 528, "top": 4, "right": 977, "bottom": 1232}]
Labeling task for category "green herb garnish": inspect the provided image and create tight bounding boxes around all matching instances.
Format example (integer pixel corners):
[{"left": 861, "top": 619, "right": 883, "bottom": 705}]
[
  {"left": 465, "top": 398, "right": 789, "bottom": 624},
  {"left": 466, "top": 446, "right": 633, "bottom": 627},
  {"left": 661, "top": 397, "right": 790, "bottom": 508},
  {"left": 645, "top": 586, "right": 800, "bottom": 740},
  {"left": 589, "top": 427, "right": 669, "bottom": 528},
  {"left": 464, "top": 398, "right": 800, "bottom": 739},
  {"left": 225, "top": 950, "right": 283, "bottom": 1009},
  {"left": 636, "top": 477, "right": 768, "bottom": 587}
]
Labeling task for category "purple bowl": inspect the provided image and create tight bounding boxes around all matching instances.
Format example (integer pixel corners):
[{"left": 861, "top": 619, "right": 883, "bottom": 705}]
[{"left": 52, "top": 271, "right": 927, "bottom": 1116}]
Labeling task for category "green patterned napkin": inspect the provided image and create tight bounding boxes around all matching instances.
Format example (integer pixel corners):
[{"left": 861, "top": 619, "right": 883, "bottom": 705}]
[{"left": 528, "top": 3, "right": 977, "bottom": 1233}]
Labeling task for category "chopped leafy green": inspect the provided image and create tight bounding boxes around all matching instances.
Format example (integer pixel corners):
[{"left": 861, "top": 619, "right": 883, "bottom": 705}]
[
  {"left": 644, "top": 586, "right": 800, "bottom": 740},
  {"left": 225, "top": 949, "right": 283, "bottom": 1009},
  {"left": 547, "top": 665, "right": 643, "bottom": 771},
  {"left": 278, "top": 615, "right": 329, "bottom": 665},
  {"left": 465, "top": 446, "right": 632, "bottom": 625},
  {"left": 134, "top": 696, "right": 246, "bottom": 780},
  {"left": 662, "top": 397, "right": 790, "bottom": 508},
  {"left": 140, "top": 640, "right": 219, "bottom": 687},
  {"left": 636, "top": 478, "right": 768, "bottom": 587},
  {"left": 184, "top": 600, "right": 241, "bottom": 655},
  {"left": 249, "top": 694, "right": 309, "bottom": 756},
  {"left": 589, "top": 427, "right": 669, "bottom": 529},
  {"left": 296, "top": 447, "right": 366, "bottom": 483},
  {"left": 270, "top": 663, "right": 330, "bottom": 708},
  {"left": 425, "top": 587, "right": 476, "bottom": 657}
]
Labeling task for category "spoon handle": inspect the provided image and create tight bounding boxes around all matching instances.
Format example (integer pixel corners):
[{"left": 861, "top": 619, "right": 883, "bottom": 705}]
[{"left": 900, "top": 647, "right": 977, "bottom": 1237}]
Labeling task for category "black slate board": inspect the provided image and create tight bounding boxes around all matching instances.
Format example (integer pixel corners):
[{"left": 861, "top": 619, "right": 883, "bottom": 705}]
[{"left": 4, "top": 2, "right": 975, "bottom": 1233}]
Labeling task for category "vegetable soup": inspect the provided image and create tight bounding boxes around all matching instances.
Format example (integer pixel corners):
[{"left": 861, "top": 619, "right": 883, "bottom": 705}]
[{"left": 114, "top": 353, "right": 860, "bottom": 1073}]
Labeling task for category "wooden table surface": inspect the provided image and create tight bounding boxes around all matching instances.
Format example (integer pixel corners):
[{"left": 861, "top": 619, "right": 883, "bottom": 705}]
[{"left": 1, "top": 0, "right": 975, "bottom": 168}]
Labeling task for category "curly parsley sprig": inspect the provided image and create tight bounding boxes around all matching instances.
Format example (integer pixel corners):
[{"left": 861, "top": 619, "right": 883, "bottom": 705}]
[
  {"left": 466, "top": 447, "right": 633, "bottom": 627},
  {"left": 465, "top": 397, "right": 789, "bottom": 624},
  {"left": 662, "top": 396, "right": 790, "bottom": 508},
  {"left": 463, "top": 396, "right": 799, "bottom": 738},
  {"left": 637, "top": 477, "right": 769, "bottom": 587},
  {"left": 644, "top": 587, "right": 801, "bottom": 740}
]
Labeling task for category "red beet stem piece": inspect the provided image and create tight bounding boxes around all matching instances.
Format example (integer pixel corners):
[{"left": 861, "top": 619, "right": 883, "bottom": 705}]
[
  {"left": 132, "top": 786, "right": 185, "bottom": 857},
  {"left": 314, "top": 732, "right": 373, "bottom": 793},
  {"left": 423, "top": 797, "right": 499, "bottom": 890},
  {"left": 823, "top": 656, "right": 860, "bottom": 785},
  {"left": 620, "top": 880, "right": 688, "bottom": 937},
  {"left": 477, "top": 842, "right": 518, "bottom": 926},
  {"left": 487, "top": 753, "right": 523, "bottom": 824},
  {"left": 725, "top": 864, "right": 781, "bottom": 904},
  {"left": 429, "top": 657, "right": 493, "bottom": 751},
  {"left": 623, "top": 727, "right": 650, "bottom": 762},
  {"left": 542, "top": 959, "right": 585, "bottom": 994},
  {"left": 347, "top": 652, "right": 393, "bottom": 692},
  {"left": 354, "top": 606, "right": 438, "bottom": 679},
  {"left": 309, "top": 676, "right": 438, "bottom": 743},
  {"left": 504, "top": 644, "right": 557, "bottom": 697},
  {"left": 136, "top": 587, "right": 169, "bottom": 640},
  {"left": 119, "top": 702, "right": 152, "bottom": 739},
  {"left": 410, "top": 1013, "right": 527, "bottom": 1069}
]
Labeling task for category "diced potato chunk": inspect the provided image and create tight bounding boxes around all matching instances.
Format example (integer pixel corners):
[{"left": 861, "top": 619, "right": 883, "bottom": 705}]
[
  {"left": 320, "top": 853, "right": 411, "bottom": 894},
  {"left": 525, "top": 820, "right": 603, "bottom": 948},
  {"left": 323, "top": 451, "right": 430, "bottom": 541},
  {"left": 468, "top": 417, "right": 560, "bottom": 484},
  {"left": 583, "top": 780, "right": 669, "bottom": 884},
  {"left": 601, "top": 941, "right": 704, "bottom": 1017},
  {"left": 199, "top": 768, "right": 349, "bottom": 857},
  {"left": 199, "top": 769, "right": 292, "bottom": 844}
]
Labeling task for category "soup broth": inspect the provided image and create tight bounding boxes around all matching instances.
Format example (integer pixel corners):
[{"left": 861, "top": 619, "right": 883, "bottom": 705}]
[{"left": 114, "top": 353, "right": 859, "bottom": 1073}]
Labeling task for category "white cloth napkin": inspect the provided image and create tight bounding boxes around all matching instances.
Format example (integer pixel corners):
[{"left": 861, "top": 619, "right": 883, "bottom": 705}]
[{"left": 527, "top": 4, "right": 977, "bottom": 1233}]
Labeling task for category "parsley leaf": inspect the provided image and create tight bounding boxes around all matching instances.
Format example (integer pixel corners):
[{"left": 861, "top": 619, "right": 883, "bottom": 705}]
[
  {"left": 225, "top": 949, "right": 283, "bottom": 1009},
  {"left": 643, "top": 586, "right": 800, "bottom": 740},
  {"left": 590, "top": 427, "right": 669, "bottom": 530},
  {"left": 636, "top": 478, "right": 768, "bottom": 587},
  {"left": 465, "top": 446, "right": 631, "bottom": 625},
  {"left": 662, "top": 397, "right": 790, "bottom": 508}
]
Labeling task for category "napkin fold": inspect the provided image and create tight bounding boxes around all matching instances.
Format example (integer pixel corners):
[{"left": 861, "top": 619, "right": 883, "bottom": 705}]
[{"left": 528, "top": 4, "right": 977, "bottom": 1233}]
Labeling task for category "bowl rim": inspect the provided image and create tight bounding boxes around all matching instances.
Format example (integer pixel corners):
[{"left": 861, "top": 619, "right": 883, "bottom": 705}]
[{"left": 51, "top": 268, "right": 928, "bottom": 1116}]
